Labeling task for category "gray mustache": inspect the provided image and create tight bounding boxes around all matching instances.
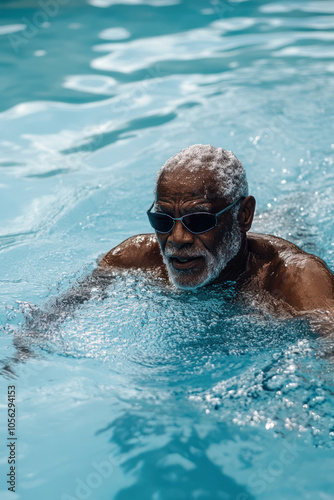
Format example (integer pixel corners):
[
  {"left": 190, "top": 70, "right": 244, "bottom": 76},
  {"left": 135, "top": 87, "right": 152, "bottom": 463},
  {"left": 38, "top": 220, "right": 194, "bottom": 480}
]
[{"left": 164, "top": 250, "right": 206, "bottom": 259}]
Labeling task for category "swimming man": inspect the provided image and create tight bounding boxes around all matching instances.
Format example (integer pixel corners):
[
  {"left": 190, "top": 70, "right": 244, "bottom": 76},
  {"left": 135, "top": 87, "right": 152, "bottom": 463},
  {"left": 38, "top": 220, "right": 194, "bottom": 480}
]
[{"left": 99, "top": 144, "right": 334, "bottom": 331}]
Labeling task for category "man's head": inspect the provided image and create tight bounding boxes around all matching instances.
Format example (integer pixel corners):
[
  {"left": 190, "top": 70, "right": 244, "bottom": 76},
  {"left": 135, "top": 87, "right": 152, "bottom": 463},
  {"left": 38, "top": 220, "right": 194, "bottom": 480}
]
[{"left": 151, "top": 144, "right": 255, "bottom": 289}]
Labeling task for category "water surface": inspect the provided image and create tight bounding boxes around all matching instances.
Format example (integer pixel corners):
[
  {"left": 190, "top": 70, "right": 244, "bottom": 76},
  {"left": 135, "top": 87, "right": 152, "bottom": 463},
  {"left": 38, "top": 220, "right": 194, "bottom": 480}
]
[{"left": 0, "top": 0, "right": 334, "bottom": 499}]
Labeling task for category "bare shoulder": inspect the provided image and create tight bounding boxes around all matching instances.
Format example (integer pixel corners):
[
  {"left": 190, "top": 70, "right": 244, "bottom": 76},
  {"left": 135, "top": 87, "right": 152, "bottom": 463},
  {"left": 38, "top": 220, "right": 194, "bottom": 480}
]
[
  {"left": 99, "top": 233, "right": 165, "bottom": 273},
  {"left": 247, "top": 232, "right": 334, "bottom": 311},
  {"left": 247, "top": 232, "right": 305, "bottom": 257}
]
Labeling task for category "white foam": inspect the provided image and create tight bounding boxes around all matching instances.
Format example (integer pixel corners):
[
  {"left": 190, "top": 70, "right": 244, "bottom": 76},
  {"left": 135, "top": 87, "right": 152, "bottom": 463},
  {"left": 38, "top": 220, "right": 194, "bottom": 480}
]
[
  {"left": 98, "top": 27, "right": 131, "bottom": 41},
  {"left": 0, "top": 24, "right": 26, "bottom": 36}
]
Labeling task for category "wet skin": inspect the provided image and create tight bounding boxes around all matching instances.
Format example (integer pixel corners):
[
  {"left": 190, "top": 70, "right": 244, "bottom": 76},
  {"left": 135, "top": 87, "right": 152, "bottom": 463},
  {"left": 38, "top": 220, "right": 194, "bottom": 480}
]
[
  {"left": 4, "top": 171, "right": 333, "bottom": 377},
  {"left": 101, "top": 168, "right": 334, "bottom": 330}
]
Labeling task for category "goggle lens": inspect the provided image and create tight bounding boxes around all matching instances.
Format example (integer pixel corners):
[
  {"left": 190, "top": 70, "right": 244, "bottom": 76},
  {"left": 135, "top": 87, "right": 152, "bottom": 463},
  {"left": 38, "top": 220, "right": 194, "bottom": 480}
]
[
  {"left": 147, "top": 212, "right": 174, "bottom": 233},
  {"left": 182, "top": 213, "right": 216, "bottom": 233},
  {"left": 148, "top": 212, "right": 217, "bottom": 234}
]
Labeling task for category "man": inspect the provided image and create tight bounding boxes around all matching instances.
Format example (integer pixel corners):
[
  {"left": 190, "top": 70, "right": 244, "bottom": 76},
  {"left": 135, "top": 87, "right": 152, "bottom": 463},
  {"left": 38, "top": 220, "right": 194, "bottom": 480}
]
[
  {"left": 3, "top": 143, "right": 333, "bottom": 376},
  {"left": 100, "top": 144, "right": 334, "bottom": 329}
]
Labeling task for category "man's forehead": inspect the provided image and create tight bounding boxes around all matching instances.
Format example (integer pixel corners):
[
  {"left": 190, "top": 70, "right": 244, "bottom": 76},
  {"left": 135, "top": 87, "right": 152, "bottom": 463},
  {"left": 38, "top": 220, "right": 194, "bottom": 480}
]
[{"left": 157, "top": 165, "right": 222, "bottom": 200}]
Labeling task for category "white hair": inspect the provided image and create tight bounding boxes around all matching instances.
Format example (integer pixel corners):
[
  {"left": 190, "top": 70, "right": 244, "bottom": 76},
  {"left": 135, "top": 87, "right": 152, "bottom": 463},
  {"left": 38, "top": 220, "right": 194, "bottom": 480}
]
[{"left": 155, "top": 144, "right": 248, "bottom": 203}]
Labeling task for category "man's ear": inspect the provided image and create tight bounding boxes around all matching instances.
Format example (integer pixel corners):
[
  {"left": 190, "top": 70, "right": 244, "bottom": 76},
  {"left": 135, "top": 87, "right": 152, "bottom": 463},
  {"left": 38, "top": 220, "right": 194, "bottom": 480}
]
[{"left": 238, "top": 196, "right": 256, "bottom": 232}]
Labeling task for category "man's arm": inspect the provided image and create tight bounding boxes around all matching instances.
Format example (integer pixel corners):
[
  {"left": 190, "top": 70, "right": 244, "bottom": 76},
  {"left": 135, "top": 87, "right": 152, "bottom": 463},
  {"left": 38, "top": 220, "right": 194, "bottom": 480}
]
[
  {"left": 275, "top": 256, "right": 334, "bottom": 336},
  {"left": 100, "top": 233, "right": 164, "bottom": 272},
  {"left": 26, "top": 234, "right": 163, "bottom": 331},
  {"left": 2, "top": 235, "right": 162, "bottom": 376}
]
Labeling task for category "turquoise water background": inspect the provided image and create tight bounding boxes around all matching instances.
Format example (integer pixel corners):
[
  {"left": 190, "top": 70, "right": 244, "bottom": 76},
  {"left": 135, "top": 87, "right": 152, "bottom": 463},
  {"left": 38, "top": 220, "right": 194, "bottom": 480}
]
[{"left": 0, "top": 0, "right": 334, "bottom": 499}]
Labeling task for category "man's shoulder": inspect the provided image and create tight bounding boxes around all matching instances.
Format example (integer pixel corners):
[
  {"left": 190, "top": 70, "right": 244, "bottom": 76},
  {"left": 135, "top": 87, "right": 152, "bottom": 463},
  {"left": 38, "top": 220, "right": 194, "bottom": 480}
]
[
  {"left": 248, "top": 231, "right": 333, "bottom": 276},
  {"left": 247, "top": 232, "right": 302, "bottom": 256},
  {"left": 99, "top": 234, "right": 164, "bottom": 272},
  {"left": 247, "top": 232, "right": 334, "bottom": 310}
]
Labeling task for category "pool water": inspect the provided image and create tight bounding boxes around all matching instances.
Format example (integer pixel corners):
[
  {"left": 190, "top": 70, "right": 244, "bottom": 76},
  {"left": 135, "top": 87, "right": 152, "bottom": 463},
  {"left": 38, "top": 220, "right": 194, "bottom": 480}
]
[{"left": 0, "top": 0, "right": 334, "bottom": 499}]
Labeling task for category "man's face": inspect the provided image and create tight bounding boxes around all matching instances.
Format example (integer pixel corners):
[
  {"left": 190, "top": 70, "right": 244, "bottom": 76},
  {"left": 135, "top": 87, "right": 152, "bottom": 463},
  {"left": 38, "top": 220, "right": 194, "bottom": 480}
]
[{"left": 155, "top": 167, "right": 242, "bottom": 289}]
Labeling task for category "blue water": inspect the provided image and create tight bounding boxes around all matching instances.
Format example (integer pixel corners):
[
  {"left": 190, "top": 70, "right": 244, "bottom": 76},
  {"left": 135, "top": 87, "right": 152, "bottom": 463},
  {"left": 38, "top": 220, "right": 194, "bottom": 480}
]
[{"left": 1, "top": 0, "right": 334, "bottom": 499}]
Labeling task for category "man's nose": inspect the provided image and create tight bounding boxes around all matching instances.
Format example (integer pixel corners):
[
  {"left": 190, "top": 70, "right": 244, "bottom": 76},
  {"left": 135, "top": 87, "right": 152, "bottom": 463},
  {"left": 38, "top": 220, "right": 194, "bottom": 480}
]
[{"left": 169, "top": 220, "right": 194, "bottom": 248}]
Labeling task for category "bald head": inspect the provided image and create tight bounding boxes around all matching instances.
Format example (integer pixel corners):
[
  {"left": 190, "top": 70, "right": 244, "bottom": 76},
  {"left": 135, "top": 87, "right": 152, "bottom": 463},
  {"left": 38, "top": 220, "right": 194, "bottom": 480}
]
[{"left": 155, "top": 144, "right": 248, "bottom": 203}]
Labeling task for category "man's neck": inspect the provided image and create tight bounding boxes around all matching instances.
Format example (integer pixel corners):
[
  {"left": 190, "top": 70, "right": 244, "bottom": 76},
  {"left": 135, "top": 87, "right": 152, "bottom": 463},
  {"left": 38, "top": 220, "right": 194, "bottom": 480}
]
[{"left": 213, "top": 235, "right": 250, "bottom": 284}]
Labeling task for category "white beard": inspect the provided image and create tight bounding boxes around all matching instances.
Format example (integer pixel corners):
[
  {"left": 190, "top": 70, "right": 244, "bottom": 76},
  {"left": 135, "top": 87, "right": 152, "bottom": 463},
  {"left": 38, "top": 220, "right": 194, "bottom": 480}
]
[{"left": 162, "top": 221, "right": 242, "bottom": 290}]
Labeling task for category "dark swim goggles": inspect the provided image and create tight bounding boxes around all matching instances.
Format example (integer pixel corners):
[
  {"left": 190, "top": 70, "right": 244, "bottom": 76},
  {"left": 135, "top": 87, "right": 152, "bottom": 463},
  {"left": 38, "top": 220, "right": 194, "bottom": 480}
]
[{"left": 147, "top": 196, "right": 244, "bottom": 234}]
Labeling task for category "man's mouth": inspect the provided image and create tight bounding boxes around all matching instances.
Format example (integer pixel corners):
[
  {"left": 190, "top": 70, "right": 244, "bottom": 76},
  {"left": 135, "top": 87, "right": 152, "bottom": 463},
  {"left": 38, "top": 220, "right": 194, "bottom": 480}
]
[{"left": 169, "top": 256, "right": 204, "bottom": 271}]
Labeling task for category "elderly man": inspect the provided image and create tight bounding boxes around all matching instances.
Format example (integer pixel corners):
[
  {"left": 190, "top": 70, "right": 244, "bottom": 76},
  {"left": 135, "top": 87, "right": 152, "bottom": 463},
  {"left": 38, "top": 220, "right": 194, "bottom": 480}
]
[
  {"left": 100, "top": 144, "right": 334, "bottom": 322},
  {"left": 3, "top": 143, "right": 332, "bottom": 375}
]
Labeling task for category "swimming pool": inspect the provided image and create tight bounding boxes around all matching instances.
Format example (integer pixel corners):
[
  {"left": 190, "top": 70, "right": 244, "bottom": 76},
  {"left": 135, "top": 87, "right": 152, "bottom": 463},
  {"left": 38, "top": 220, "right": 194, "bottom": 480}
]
[{"left": 0, "top": 0, "right": 334, "bottom": 498}]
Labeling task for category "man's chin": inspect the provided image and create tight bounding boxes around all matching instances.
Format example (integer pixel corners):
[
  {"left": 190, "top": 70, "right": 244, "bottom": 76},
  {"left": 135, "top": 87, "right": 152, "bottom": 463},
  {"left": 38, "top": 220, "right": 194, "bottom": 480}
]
[
  {"left": 161, "top": 224, "right": 242, "bottom": 290},
  {"left": 162, "top": 253, "right": 215, "bottom": 289},
  {"left": 166, "top": 267, "right": 213, "bottom": 290}
]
